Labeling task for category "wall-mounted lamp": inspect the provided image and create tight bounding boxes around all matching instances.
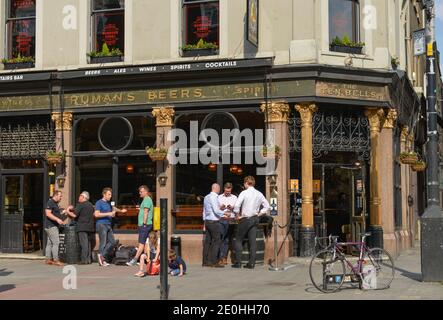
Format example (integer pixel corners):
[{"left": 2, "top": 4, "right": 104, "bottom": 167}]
[
  {"left": 56, "top": 174, "right": 66, "bottom": 188},
  {"left": 158, "top": 172, "right": 168, "bottom": 187}
]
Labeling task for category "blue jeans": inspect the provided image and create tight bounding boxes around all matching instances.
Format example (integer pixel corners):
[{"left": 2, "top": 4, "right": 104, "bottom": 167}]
[
  {"left": 218, "top": 220, "right": 230, "bottom": 260},
  {"left": 170, "top": 269, "right": 181, "bottom": 276},
  {"left": 97, "top": 224, "right": 116, "bottom": 259}
]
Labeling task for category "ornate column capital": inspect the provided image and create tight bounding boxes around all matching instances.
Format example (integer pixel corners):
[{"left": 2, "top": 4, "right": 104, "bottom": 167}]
[
  {"left": 383, "top": 109, "right": 398, "bottom": 129},
  {"left": 51, "top": 112, "right": 73, "bottom": 131},
  {"left": 364, "top": 108, "right": 385, "bottom": 132},
  {"left": 152, "top": 106, "right": 175, "bottom": 127},
  {"left": 400, "top": 126, "right": 409, "bottom": 143},
  {"left": 260, "top": 101, "right": 290, "bottom": 123},
  {"left": 295, "top": 103, "right": 317, "bottom": 126}
]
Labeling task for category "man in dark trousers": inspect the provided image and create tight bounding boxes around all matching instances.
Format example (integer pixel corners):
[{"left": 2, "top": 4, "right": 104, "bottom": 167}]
[
  {"left": 232, "top": 176, "right": 270, "bottom": 269},
  {"left": 202, "top": 183, "right": 227, "bottom": 268},
  {"left": 67, "top": 191, "right": 95, "bottom": 264}
]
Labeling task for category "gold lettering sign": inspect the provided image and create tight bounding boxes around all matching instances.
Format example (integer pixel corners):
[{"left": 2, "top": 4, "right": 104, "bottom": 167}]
[
  {"left": 0, "top": 80, "right": 317, "bottom": 112},
  {"left": 316, "top": 81, "right": 387, "bottom": 101}
]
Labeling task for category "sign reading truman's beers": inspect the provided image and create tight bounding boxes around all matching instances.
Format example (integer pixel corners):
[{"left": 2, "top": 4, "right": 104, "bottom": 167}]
[{"left": 316, "top": 81, "right": 387, "bottom": 102}]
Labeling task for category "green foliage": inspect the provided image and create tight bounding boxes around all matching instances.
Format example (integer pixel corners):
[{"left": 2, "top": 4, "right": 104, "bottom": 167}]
[
  {"left": 2, "top": 54, "right": 35, "bottom": 64},
  {"left": 87, "top": 43, "right": 123, "bottom": 58},
  {"left": 46, "top": 150, "right": 65, "bottom": 157},
  {"left": 330, "top": 34, "right": 365, "bottom": 47},
  {"left": 391, "top": 56, "right": 400, "bottom": 67},
  {"left": 182, "top": 38, "right": 219, "bottom": 51},
  {"left": 145, "top": 147, "right": 168, "bottom": 154}
]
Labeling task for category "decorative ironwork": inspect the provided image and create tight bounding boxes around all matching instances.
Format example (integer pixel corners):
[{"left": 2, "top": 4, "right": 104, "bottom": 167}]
[
  {"left": 289, "top": 111, "right": 370, "bottom": 160},
  {"left": 0, "top": 122, "right": 55, "bottom": 160}
]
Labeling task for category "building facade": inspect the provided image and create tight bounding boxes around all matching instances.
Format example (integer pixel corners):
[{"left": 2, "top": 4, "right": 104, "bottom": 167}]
[{"left": 0, "top": 0, "right": 434, "bottom": 263}]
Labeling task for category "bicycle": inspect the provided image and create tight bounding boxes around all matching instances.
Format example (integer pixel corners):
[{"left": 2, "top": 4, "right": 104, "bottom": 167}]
[{"left": 309, "top": 232, "right": 395, "bottom": 293}]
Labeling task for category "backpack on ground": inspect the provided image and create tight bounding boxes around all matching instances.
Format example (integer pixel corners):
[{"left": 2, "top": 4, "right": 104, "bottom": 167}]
[{"left": 113, "top": 245, "right": 137, "bottom": 265}]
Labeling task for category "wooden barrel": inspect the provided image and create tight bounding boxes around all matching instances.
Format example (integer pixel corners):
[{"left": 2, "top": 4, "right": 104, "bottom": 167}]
[{"left": 232, "top": 227, "right": 265, "bottom": 265}]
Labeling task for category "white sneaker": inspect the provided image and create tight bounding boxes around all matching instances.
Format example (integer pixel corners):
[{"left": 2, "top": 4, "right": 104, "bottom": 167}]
[
  {"left": 102, "top": 261, "right": 110, "bottom": 267},
  {"left": 126, "top": 259, "right": 137, "bottom": 266}
]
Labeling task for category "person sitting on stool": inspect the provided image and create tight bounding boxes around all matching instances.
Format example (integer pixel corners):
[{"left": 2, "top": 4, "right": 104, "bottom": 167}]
[{"left": 232, "top": 176, "right": 270, "bottom": 269}]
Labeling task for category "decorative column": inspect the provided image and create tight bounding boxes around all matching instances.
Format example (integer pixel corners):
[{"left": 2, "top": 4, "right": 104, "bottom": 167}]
[
  {"left": 404, "top": 132, "right": 415, "bottom": 249},
  {"left": 380, "top": 109, "right": 398, "bottom": 257},
  {"left": 260, "top": 101, "right": 290, "bottom": 264},
  {"left": 365, "top": 108, "right": 385, "bottom": 249},
  {"left": 51, "top": 112, "right": 73, "bottom": 209},
  {"left": 152, "top": 106, "right": 175, "bottom": 236},
  {"left": 295, "top": 103, "right": 317, "bottom": 257}
]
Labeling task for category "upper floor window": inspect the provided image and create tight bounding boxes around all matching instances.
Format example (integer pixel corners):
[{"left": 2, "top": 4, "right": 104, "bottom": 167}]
[
  {"left": 182, "top": 0, "right": 219, "bottom": 57},
  {"left": 329, "top": 0, "right": 363, "bottom": 54},
  {"left": 4, "top": 0, "right": 36, "bottom": 68},
  {"left": 90, "top": 0, "right": 125, "bottom": 63}
]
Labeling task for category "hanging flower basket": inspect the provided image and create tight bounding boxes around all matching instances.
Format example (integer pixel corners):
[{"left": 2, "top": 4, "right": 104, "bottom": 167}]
[
  {"left": 146, "top": 147, "right": 168, "bottom": 161},
  {"left": 46, "top": 151, "right": 64, "bottom": 165},
  {"left": 260, "top": 146, "right": 281, "bottom": 159},
  {"left": 399, "top": 152, "right": 418, "bottom": 165},
  {"left": 411, "top": 161, "right": 426, "bottom": 172}
]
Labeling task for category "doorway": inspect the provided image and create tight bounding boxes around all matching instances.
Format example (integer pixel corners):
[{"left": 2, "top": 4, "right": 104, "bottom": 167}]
[
  {"left": 0, "top": 172, "right": 45, "bottom": 253},
  {"left": 314, "top": 163, "right": 368, "bottom": 243}
]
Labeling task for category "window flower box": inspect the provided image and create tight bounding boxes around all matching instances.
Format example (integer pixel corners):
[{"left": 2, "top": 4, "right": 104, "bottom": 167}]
[
  {"left": 89, "top": 55, "right": 123, "bottom": 64},
  {"left": 181, "top": 48, "right": 219, "bottom": 57},
  {"left": 2, "top": 55, "right": 35, "bottom": 70},
  {"left": 330, "top": 35, "right": 365, "bottom": 55},
  {"left": 329, "top": 44, "right": 363, "bottom": 54},
  {"left": 181, "top": 39, "right": 219, "bottom": 57},
  {"left": 87, "top": 43, "right": 123, "bottom": 64}
]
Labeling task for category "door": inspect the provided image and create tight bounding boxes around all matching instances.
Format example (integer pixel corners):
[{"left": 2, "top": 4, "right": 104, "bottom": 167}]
[{"left": 1, "top": 175, "right": 24, "bottom": 253}]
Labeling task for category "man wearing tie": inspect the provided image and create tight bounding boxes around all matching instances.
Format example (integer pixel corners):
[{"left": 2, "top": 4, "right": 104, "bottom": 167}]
[
  {"left": 202, "top": 183, "right": 226, "bottom": 268},
  {"left": 232, "top": 176, "right": 270, "bottom": 269}
]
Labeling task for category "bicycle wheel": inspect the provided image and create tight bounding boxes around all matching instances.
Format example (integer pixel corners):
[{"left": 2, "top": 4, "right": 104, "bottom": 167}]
[
  {"left": 362, "top": 248, "right": 395, "bottom": 290},
  {"left": 309, "top": 249, "right": 345, "bottom": 293}
]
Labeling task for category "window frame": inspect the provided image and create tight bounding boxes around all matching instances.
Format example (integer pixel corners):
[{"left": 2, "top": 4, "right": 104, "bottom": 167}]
[
  {"left": 328, "top": 0, "right": 360, "bottom": 44},
  {"left": 90, "top": 0, "right": 125, "bottom": 54},
  {"left": 181, "top": 0, "right": 220, "bottom": 57},
  {"left": 5, "top": 0, "right": 36, "bottom": 60}
]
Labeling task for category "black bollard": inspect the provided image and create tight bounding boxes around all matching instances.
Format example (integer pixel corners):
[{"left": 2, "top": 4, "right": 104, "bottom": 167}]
[{"left": 160, "top": 198, "right": 168, "bottom": 300}]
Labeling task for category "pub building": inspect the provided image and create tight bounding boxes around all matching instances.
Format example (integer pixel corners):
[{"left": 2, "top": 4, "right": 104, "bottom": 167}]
[
  {"left": 0, "top": 0, "right": 426, "bottom": 263},
  {"left": 0, "top": 58, "right": 423, "bottom": 263}
]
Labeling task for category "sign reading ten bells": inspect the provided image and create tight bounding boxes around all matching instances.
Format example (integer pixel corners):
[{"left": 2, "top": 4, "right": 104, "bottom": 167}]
[{"left": 317, "top": 81, "right": 387, "bottom": 102}]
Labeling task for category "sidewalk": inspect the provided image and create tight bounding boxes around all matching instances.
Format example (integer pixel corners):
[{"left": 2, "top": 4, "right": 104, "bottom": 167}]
[{"left": 0, "top": 243, "right": 442, "bottom": 300}]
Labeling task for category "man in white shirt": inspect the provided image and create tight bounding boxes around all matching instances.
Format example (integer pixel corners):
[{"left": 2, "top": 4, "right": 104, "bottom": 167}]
[
  {"left": 217, "top": 182, "right": 238, "bottom": 265},
  {"left": 232, "top": 176, "right": 270, "bottom": 269},
  {"left": 202, "top": 183, "right": 226, "bottom": 268}
]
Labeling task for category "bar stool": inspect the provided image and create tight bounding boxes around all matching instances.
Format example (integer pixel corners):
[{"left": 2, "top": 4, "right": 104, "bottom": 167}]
[
  {"left": 23, "top": 224, "right": 33, "bottom": 252},
  {"left": 31, "top": 223, "right": 42, "bottom": 251}
]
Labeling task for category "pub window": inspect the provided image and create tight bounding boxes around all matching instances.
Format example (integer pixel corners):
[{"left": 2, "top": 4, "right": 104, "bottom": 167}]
[
  {"left": 4, "top": 0, "right": 36, "bottom": 68},
  {"left": 181, "top": 0, "right": 219, "bottom": 57},
  {"left": 90, "top": 0, "right": 125, "bottom": 62},
  {"left": 329, "top": 0, "right": 362, "bottom": 53}
]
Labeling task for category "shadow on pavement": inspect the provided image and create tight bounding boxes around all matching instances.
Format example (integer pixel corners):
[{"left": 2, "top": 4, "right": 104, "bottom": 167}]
[
  {"left": 0, "top": 284, "right": 15, "bottom": 293},
  {"left": 394, "top": 266, "right": 422, "bottom": 282},
  {"left": 0, "top": 269, "right": 13, "bottom": 277}
]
